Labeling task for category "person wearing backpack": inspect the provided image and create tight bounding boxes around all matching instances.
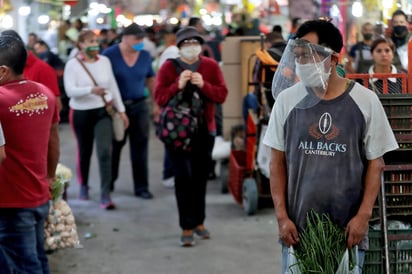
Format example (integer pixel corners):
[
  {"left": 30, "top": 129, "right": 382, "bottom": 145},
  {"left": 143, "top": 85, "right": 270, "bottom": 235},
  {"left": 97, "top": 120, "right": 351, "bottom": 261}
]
[
  {"left": 345, "top": 22, "right": 375, "bottom": 74},
  {"left": 154, "top": 26, "right": 228, "bottom": 247}
]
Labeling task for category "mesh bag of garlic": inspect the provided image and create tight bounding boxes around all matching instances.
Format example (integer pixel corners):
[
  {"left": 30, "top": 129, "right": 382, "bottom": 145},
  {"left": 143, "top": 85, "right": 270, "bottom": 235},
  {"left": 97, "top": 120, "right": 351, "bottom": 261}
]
[{"left": 44, "top": 199, "right": 81, "bottom": 251}]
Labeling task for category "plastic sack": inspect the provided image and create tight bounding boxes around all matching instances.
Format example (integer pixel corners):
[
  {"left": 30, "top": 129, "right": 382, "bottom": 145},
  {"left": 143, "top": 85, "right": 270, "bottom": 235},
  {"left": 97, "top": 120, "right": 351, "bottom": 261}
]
[
  {"left": 44, "top": 200, "right": 81, "bottom": 251},
  {"left": 212, "top": 136, "right": 231, "bottom": 160},
  {"left": 286, "top": 246, "right": 360, "bottom": 274},
  {"left": 285, "top": 246, "right": 300, "bottom": 274},
  {"left": 335, "top": 247, "right": 360, "bottom": 274},
  {"left": 111, "top": 110, "right": 125, "bottom": 141}
]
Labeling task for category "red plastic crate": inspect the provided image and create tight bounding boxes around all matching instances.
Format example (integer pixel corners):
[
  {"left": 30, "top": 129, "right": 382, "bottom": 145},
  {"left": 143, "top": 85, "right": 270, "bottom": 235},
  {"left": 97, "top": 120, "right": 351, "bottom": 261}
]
[{"left": 228, "top": 150, "right": 247, "bottom": 204}]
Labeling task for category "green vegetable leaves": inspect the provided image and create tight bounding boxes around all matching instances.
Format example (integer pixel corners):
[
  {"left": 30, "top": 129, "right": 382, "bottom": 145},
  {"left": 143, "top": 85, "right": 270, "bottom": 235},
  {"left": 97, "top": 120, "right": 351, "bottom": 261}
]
[{"left": 293, "top": 210, "right": 347, "bottom": 273}]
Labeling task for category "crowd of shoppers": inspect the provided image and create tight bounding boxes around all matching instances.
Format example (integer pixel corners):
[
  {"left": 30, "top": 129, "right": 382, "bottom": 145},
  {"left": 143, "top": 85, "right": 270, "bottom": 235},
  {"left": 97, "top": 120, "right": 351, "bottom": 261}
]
[{"left": 1, "top": 6, "right": 412, "bottom": 272}]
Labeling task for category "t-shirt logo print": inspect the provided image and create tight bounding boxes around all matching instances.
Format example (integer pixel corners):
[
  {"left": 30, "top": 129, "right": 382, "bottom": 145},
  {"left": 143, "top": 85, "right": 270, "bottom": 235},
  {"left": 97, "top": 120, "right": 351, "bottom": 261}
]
[
  {"left": 308, "top": 112, "right": 340, "bottom": 140},
  {"left": 9, "top": 93, "right": 49, "bottom": 116}
]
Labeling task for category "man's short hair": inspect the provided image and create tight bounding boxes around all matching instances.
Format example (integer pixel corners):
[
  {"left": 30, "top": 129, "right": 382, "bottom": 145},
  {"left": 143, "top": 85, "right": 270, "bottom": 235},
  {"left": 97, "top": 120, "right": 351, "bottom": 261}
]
[
  {"left": 0, "top": 30, "right": 27, "bottom": 75},
  {"left": 272, "top": 25, "right": 282, "bottom": 33},
  {"left": 188, "top": 17, "right": 201, "bottom": 27},
  {"left": 392, "top": 9, "right": 408, "bottom": 21},
  {"left": 265, "top": 32, "right": 284, "bottom": 44},
  {"left": 295, "top": 19, "right": 343, "bottom": 53}
]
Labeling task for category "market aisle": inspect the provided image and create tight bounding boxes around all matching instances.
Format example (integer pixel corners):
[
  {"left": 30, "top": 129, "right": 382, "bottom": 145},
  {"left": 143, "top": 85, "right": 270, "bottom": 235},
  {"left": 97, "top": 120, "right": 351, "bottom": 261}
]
[{"left": 48, "top": 123, "right": 282, "bottom": 274}]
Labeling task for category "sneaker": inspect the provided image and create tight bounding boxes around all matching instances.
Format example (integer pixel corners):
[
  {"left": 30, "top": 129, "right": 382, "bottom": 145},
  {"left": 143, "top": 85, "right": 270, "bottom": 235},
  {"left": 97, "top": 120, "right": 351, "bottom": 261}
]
[
  {"left": 100, "top": 195, "right": 116, "bottom": 210},
  {"left": 135, "top": 190, "right": 154, "bottom": 199},
  {"left": 180, "top": 231, "right": 195, "bottom": 247},
  {"left": 79, "top": 185, "right": 89, "bottom": 200},
  {"left": 100, "top": 201, "right": 116, "bottom": 210},
  {"left": 162, "top": 177, "right": 175, "bottom": 188},
  {"left": 194, "top": 225, "right": 210, "bottom": 239}
]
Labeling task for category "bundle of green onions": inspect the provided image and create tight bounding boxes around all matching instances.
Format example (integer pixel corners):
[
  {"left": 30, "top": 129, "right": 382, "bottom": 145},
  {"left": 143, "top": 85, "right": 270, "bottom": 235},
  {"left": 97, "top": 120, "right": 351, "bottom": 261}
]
[{"left": 293, "top": 210, "right": 347, "bottom": 273}]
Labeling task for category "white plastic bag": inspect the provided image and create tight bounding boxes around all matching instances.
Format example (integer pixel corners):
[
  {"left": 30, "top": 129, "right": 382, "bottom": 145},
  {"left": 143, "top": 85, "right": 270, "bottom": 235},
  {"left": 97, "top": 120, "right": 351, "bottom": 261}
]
[
  {"left": 286, "top": 246, "right": 360, "bottom": 274},
  {"left": 335, "top": 246, "right": 360, "bottom": 274},
  {"left": 285, "top": 246, "right": 300, "bottom": 274},
  {"left": 211, "top": 136, "right": 231, "bottom": 160},
  {"left": 111, "top": 111, "right": 124, "bottom": 141}
]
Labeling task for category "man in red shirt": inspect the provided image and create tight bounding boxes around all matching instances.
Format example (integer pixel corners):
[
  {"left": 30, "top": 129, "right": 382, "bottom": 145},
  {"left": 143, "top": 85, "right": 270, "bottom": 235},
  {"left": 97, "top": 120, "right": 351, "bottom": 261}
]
[
  {"left": 24, "top": 50, "right": 63, "bottom": 112},
  {"left": 0, "top": 31, "right": 60, "bottom": 273}
]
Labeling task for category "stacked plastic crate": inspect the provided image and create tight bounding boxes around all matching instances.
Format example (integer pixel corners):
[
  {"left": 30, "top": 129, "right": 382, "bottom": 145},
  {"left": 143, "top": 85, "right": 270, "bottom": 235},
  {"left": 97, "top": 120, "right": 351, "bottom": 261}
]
[{"left": 364, "top": 94, "right": 412, "bottom": 274}]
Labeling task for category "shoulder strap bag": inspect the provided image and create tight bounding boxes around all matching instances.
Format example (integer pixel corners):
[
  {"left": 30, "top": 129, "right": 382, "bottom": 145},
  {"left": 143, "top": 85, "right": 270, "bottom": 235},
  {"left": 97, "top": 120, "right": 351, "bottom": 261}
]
[{"left": 75, "top": 57, "right": 125, "bottom": 141}]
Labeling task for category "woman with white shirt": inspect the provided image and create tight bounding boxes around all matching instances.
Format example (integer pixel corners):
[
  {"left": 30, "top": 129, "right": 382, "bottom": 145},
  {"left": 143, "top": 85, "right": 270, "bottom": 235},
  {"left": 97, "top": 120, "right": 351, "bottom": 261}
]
[
  {"left": 64, "top": 30, "right": 129, "bottom": 209},
  {"left": 368, "top": 37, "right": 402, "bottom": 94}
]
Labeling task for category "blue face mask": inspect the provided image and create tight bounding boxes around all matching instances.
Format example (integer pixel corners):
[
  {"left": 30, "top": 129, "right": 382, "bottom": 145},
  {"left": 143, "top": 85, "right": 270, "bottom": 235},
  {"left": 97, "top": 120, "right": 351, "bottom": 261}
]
[
  {"left": 132, "top": 42, "right": 144, "bottom": 51},
  {"left": 38, "top": 52, "right": 48, "bottom": 60}
]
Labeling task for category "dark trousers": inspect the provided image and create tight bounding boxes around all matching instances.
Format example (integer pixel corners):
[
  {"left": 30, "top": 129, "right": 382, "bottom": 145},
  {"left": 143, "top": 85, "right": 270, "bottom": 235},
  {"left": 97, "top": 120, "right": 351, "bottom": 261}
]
[
  {"left": 0, "top": 202, "right": 50, "bottom": 274},
  {"left": 70, "top": 108, "right": 112, "bottom": 198},
  {"left": 111, "top": 100, "right": 150, "bottom": 194},
  {"left": 168, "top": 124, "right": 214, "bottom": 230},
  {"left": 163, "top": 148, "right": 174, "bottom": 180}
]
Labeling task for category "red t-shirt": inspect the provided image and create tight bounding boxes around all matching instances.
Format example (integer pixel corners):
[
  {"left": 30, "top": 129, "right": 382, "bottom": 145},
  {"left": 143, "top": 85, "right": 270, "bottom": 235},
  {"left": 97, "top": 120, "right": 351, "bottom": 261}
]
[
  {"left": 23, "top": 51, "right": 61, "bottom": 96},
  {"left": 0, "top": 80, "right": 59, "bottom": 208}
]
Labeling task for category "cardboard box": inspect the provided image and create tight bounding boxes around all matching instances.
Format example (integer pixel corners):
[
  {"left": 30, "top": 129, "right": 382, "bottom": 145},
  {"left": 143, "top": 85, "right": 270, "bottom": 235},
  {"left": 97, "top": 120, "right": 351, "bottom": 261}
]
[{"left": 221, "top": 36, "right": 260, "bottom": 64}]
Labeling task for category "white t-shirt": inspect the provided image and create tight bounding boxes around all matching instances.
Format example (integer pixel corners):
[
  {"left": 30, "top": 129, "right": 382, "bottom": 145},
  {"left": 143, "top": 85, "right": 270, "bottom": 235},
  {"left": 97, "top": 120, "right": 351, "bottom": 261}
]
[{"left": 158, "top": 45, "right": 179, "bottom": 68}]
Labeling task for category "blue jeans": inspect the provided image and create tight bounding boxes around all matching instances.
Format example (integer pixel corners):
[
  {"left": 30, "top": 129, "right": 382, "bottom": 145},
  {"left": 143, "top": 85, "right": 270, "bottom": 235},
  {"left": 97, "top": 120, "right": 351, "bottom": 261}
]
[
  {"left": 0, "top": 202, "right": 50, "bottom": 274},
  {"left": 281, "top": 244, "right": 365, "bottom": 273}
]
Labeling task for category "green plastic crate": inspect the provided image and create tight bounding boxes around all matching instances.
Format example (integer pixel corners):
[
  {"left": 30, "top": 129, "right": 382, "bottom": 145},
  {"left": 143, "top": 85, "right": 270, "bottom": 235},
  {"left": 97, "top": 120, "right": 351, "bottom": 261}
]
[{"left": 364, "top": 229, "right": 412, "bottom": 274}]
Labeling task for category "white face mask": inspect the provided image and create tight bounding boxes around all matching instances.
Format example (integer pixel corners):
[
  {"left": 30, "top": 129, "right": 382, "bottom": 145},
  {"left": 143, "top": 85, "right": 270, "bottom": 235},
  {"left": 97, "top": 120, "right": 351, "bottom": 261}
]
[
  {"left": 180, "top": 45, "right": 201, "bottom": 61},
  {"left": 295, "top": 56, "right": 331, "bottom": 89}
]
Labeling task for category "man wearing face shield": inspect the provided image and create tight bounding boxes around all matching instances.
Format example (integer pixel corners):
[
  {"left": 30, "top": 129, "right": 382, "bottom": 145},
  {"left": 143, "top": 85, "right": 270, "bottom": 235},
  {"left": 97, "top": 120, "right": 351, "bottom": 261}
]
[
  {"left": 390, "top": 9, "right": 411, "bottom": 72},
  {"left": 262, "top": 19, "right": 398, "bottom": 273},
  {"left": 102, "top": 23, "right": 156, "bottom": 199},
  {"left": 154, "top": 26, "right": 228, "bottom": 247}
]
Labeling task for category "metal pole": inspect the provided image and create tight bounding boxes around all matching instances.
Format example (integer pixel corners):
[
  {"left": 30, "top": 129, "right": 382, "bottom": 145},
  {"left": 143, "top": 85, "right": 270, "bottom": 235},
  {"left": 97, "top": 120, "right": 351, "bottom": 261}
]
[{"left": 380, "top": 172, "right": 390, "bottom": 274}]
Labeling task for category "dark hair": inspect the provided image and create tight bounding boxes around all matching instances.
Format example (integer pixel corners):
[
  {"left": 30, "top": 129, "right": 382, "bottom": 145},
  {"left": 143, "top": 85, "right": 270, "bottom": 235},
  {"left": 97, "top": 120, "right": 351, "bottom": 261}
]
[
  {"left": 265, "top": 32, "right": 284, "bottom": 43},
  {"left": 392, "top": 9, "right": 408, "bottom": 21},
  {"left": 272, "top": 25, "right": 282, "bottom": 33},
  {"left": 295, "top": 19, "right": 343, "bottom": 53},
  {"left": 370, "top": 37, "right": 394, "bottom": 53},
  {"left": 122, "top": 23, "right": 145, "bottom": 38},
  {"left": 291, "top": 17, "right": 301, "bottom": 27},
  {"left": 100, "top": 28, "right": 108, "bottom": 35},
  {"left": 188, "top": 17, "right": 201, "bottom": 27},
  {"left": 28, "top": 32, "right": 38, "bottom": 39},
  {"left": 34, "top": 40, "right": 50, "bottom": 50},
  {"left": 0, "top": 31, "right": 27, "bottom": 75}
]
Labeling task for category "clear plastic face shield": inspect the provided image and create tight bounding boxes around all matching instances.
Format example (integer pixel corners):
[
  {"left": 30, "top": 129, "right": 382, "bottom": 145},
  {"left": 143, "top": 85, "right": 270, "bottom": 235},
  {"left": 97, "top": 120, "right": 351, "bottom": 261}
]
[{"left": 271, "top": 39, "right": 335, "bottom": 109}]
